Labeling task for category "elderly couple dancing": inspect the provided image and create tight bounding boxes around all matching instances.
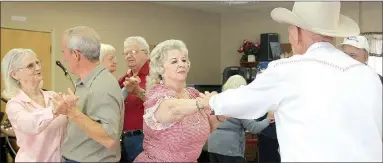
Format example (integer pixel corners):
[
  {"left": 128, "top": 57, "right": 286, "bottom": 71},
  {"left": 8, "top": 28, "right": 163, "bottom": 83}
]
[{"left": 2, "top": 1, "right": 381, "bottom": 162}]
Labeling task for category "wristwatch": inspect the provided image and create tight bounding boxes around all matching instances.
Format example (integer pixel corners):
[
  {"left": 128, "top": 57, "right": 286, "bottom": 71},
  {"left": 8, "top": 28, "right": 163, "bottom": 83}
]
[
  {"left": 196, "top": 99, "right": 204, "bottom": 110},
  {"left": 138, "top": 90, "right": 146, "bottom": 100}
]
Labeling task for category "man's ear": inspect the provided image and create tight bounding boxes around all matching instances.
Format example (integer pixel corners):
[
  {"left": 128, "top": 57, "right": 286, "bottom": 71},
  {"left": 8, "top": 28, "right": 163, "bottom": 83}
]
[
  {"left": 363, "top": 49, "right": 369, "bottom": 62},
  {"left": 289, "top": 25, "right": 301, "bottom": 47},
  {"left": 73, "top": 49, "right": 81, "bottom": 61}
]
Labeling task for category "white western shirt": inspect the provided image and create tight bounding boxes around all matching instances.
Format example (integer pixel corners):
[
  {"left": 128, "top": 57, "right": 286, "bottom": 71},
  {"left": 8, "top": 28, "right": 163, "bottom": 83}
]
[{"left": 209, "top": 42, "right": 382, "bottom": 162}]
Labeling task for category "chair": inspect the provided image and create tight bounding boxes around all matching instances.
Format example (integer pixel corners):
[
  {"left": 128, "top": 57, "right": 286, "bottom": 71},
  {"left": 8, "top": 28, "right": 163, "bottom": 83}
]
[{"left": 222, "top": 66, "right": 248, "bottom": 84}]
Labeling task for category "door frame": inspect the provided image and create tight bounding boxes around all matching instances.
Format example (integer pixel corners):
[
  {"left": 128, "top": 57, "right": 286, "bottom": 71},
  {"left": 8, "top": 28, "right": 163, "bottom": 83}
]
[{"left": 0, "top": 27, "right": 56, "bottom": 91}]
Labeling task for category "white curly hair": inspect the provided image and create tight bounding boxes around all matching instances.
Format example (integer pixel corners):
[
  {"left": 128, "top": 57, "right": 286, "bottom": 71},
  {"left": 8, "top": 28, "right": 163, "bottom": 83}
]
[
  {"left": 99, "top": 43, "right": 116, "bottom": 61},
  {"left": 222, "top": 75, "right": 247, "bottom": 91},
  {"left": 146, "top": 39, "right": 190, "bottom": 90},
  {"left": 124, "top": 36, "right": 150, "bottom": 54}
]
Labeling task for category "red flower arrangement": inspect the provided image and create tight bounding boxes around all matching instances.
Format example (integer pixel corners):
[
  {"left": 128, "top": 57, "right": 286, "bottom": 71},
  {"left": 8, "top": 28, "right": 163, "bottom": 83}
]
[{"left": 238, "top": 39, "right": 260, "bottom": 62}]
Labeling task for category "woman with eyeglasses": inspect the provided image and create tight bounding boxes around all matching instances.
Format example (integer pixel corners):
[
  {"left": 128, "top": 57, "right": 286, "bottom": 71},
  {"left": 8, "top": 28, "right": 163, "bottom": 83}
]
[
  {"left": 100, "top": 43, "right": 118, "bottom": 73},
  {"left": 1, "top": 48, "right": 68, "bottom": 162}
]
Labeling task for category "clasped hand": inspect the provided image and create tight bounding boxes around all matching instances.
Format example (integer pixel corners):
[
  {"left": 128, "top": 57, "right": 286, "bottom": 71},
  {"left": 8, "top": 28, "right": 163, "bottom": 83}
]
[
  {"left": 198, "top": 91, "right": 229, "bottom": 121},
  {"left": 198, "top": 91, "right": 218, "bottom": 109},
  {"left": 123, "top": 75, "right": 141, "bottom": 94},
  {"left": 52, "top": 88, "right": 79, "bottom": 116},
  {"left": 267, "top": 111, "right": 275, "bottom": 123}
]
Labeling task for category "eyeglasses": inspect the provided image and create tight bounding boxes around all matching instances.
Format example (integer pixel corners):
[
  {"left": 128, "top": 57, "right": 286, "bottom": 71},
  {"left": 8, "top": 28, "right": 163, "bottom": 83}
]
[
  {"left": 107, "top": 56, "right": 117, "bottom": 61},
  {"left": 18, "top": 60, "right": 42, "bottom": 72},
  {"left": 122, "top": 49, "right": 146, "bottom": 56}
]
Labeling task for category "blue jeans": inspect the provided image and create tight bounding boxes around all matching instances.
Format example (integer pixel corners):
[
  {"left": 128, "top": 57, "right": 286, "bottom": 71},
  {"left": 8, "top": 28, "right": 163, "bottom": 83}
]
[
  {"left": 122, "top": 134, "right": 144, "bottom": 162},
  {"left": 63, "top": 157, "right": 79, "bottom": 163}
]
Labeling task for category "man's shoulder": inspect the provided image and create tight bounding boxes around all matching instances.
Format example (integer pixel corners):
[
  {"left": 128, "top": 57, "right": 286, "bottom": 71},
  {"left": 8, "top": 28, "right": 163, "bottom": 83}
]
[
  {"left": 262, "top": 56, "right": 304, "bottom": 74},
  {"left": 268, "top": 55, "right": 305, "bottom": 68},
  {"left": 270, "top": 50, "right": 362, "bottom": 71},
  {"left": 94, "top": 71, "right": 119, "bottom": 86},
  {"left": 90, "top": 72, "right": 123, "bottom": 99}
]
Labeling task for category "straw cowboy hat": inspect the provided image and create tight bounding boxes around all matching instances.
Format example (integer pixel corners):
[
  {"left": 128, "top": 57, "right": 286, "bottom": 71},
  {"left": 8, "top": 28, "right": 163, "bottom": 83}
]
[{"left": 271, "top": 2, "right": 360, "bottom": 37}]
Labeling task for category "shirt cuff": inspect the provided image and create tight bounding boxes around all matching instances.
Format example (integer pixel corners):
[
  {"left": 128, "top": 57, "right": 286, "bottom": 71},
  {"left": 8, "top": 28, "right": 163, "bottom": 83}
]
[
  {"left": 90, "top": 116, "right": 119, "bottom": 140},
  {"left": 261, "top": 118, "right": 270, "bottom": 126},
  {"left": 122, "top": 88, "right": 128, "bottom": 99},
  {"left": 102, "top": 123, "right": 118, "bottom": 139},
  {"left": 35, "top": 106, "right": 54, "bottom": 120},
  {"left": 209, "top": 95, "right": 221, "bottom": 115}
]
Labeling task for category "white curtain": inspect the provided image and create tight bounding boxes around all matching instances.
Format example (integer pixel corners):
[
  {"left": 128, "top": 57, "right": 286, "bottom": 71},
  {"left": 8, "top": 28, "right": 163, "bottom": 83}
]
[{"left": 363, "top": 33, "right": 382, "bottom": 76}]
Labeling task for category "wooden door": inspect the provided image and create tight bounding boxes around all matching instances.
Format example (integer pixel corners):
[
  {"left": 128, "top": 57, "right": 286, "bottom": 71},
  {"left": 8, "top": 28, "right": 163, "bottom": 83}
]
[
  {"left": 280, "top": 43, "right": 292, "bottom": 53},
  {"left": 0, "top": 28, "right": 52, "bottom": 115}
]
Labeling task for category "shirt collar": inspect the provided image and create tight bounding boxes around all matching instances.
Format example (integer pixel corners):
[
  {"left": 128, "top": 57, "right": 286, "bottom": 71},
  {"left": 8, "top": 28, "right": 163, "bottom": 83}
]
[
  {"left": 129, "top": 60, "right": 150, "bottom": 76},
  {"left": 76, "top": 65, "right": 106, "bottom": 88},
  {"left": 17, "top": 89, "right": 53, "bottom": 103},
  {"left": 305, "top": 42, "right": 335, "bottom": 54}
]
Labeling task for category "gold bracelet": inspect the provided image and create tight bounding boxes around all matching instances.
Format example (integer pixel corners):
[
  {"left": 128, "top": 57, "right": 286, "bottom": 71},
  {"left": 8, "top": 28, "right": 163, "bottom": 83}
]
[{"left": 196, "top": 99, "right": 204, "bottom": 110}]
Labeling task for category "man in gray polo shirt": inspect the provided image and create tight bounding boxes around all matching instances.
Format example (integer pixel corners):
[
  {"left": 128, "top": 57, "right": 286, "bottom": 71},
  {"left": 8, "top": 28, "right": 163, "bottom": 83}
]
[{"left": 56, "top": 26, "right": 124, "bottom": 162}]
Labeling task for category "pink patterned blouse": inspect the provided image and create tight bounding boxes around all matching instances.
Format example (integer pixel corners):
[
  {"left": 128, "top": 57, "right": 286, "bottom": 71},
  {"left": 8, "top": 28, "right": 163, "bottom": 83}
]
[{"left": 134, "top": 84, "right": 211, "bottom": 162}]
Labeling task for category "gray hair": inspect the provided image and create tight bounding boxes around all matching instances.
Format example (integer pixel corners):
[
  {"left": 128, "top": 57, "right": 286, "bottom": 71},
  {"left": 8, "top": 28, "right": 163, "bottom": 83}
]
[
  {"left": 100, "top": 43, "right": 116, "bottom": 62},
  {"left": 146, "top": 39, "right": 190, "bottom": 90},
  {"left": 222, "top": 75, "right": 247, "bottom": 92},
  {"left": 1, "top": 48, "right": 37, "bottom": 99},
  {"left": 63, "top": 26, "right": 101, "bottom": 62},
  {"left": 124, "top": 36, "right": 150, "bottom": 54}
]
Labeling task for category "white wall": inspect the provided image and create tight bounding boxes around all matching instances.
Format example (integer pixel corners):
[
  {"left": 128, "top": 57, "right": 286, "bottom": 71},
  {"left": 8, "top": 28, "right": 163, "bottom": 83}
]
[
  {"left": 220, "top": 2, "right": 383, "bottom": 74},
  {"left": 1, "top": 2, "right": 381, "bottom": 88},
  {"left": 1, "top": 2, "right": 222, "bottom": 93}
]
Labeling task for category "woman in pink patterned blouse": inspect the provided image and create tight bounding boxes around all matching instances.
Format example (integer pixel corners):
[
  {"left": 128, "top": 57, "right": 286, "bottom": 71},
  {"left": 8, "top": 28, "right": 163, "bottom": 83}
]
[{"left": 133, "top": 40, "right": 224, "bottom": 162}]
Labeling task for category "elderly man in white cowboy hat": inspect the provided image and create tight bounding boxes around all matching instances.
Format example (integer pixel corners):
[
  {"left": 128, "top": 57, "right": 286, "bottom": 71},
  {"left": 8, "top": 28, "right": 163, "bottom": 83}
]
[
  {"left": 199, "top": 2, "right": 382, "bottom": 162},
  {"left": 338, "top": 36, "right": 383, "bottom": 84}
]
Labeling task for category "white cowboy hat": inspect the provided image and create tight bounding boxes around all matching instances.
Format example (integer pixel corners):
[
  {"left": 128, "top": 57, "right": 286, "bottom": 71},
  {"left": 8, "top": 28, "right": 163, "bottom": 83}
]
[
  {"left": 271, "top": 2, "right": 360, "bottom": 37},
  {"left": 337, "top": 36, "right": 370, "bottom": 53}
]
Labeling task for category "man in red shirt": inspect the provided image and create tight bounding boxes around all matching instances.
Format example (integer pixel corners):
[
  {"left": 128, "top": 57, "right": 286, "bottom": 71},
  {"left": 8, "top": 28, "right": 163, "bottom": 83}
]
[{"left": 118, "top": 36, "right": 149, "bottom": 162}]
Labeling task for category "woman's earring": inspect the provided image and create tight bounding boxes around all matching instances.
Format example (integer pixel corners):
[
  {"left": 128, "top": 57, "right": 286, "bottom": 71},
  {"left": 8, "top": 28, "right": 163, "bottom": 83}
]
[{"left": 159, "top": 75, "right": 164, "bottom": 85}]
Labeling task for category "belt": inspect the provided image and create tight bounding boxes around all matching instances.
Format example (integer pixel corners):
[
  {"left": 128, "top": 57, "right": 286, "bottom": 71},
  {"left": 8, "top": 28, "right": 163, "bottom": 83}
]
[
  {"left": 216, "top": 127, "right": 238, "bottom": 132},
  {"left": 122, "top": 129, "right": 143, "bottom": 137}
]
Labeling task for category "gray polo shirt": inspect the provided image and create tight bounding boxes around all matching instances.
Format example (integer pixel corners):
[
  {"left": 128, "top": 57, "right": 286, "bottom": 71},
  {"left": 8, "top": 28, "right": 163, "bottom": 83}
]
[{"left": 61, "top": 65, "right": 124, "bottom": 162}]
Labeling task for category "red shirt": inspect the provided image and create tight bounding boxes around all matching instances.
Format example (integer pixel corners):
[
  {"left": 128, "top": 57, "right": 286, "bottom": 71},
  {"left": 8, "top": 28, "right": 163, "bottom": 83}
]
[{"left": 118, "top": 61, "right": 149, "bottom": 131}]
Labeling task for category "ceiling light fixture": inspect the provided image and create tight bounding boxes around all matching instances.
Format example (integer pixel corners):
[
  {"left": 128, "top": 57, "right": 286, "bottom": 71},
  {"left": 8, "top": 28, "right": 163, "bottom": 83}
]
[{"left": 222, "top": 1, "right": 250, "bottom": 5}]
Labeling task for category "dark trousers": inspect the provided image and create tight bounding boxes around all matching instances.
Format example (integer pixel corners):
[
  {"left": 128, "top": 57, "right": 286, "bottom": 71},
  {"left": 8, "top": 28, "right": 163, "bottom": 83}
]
[
  {"left": 63, "top": 157, "right": 79, "bottom": 163},
  {"left": 258, "top": 134, "right": 280, "bottom": 163},
  {"left": 197, "top": 150, "right": 210, "bottom": 163},
  {"left": 209, "top": 152, "right": 245, "bottom": 163},
  {"left": 0, "top": 136, "right": 6, "bottom": 163},
  {"left": 121, "top": 133, "right": 144, "bottom": 162}
]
